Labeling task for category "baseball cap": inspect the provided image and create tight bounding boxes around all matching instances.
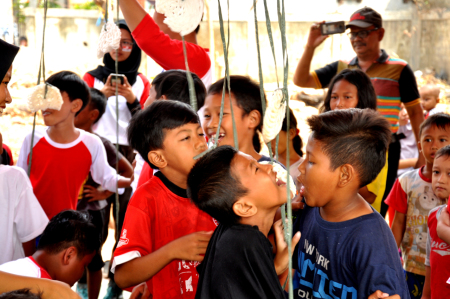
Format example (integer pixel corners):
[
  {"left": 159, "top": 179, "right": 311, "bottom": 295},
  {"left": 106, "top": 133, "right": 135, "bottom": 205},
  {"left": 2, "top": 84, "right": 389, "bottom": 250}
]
[{"left": 346, "top": 7, "right": 382, "bottom": 29}]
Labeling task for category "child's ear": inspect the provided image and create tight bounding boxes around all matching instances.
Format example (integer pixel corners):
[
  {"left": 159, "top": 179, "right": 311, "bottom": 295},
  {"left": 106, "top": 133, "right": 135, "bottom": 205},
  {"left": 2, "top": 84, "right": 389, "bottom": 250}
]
[
  {"left": 288, "top": 128, "right": 296, "bottom": 140},
  {"left": 233, "top": 199, "right": 257, "bottom": 218},
  {"left": 338, "top": 164, "right": 355, "bottom": 187},
  {"left": 89, "top": 109, "right": 100, "bottom": 122},
  {"left": 436, "top": 97, "right": 440, "bottom": 104},
  {"left": 148, "top": 150, "right": 167, "bottom": 169},
  {"left": 71, "top": 99, "right": 83, "bottom": 114},
  {"left": 418, "top": 141, "right": 422, "bottom": 153},
  {"left": 247, "top": 110, "right": 262, "bottom": 130},
  {"left": 61, "top": 246, "right": 78, "bottom": 266}
]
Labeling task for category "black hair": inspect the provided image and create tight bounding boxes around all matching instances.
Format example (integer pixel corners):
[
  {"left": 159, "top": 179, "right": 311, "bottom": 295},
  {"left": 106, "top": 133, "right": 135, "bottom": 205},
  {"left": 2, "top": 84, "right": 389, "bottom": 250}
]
[
  {"left": 88, "top": 88, "right": 107, "bottom": 123},
  {"left": 37, "top": 210, "right": 100, "bottom": 258},
  {"left": 45, "top": 71, "right": 90, "bottom": 116},
  {"left": 128, "top": 100, "right": 200, "bottom": 169},
  {"left": 308, "top": 108, "right": 391, "bottom": 187},
  {"left": 207, "top": 75, "right": 263, "bottom": 153},
  {"left": 281, "top": 108, "right": 303, "bottom": 157},
  {"left": 19, "top": 36, "right": 28, "bottom": 43},
  {"left": 322, "top": 69, "right": 377, "bottom": 112},
  {"left": 187, "top": 145, "right": 248, "bottom": 225},
  {"left": 419, "top": 113, "right": 450, "bottom": 137},
  {"left": 436, "top": 145, "right": 450, "bottom": 160},
  {"left": 0, "top": 289, "right": 41, "bottom": 299},
  {"left": 152, "top": 70, "right": 206, "bottom": 109}
]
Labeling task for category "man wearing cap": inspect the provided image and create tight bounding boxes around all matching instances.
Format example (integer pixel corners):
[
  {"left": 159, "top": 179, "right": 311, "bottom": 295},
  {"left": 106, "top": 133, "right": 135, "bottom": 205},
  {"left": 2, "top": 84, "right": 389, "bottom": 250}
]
[{"left": 293, "top": 7, "right": 424, "bottom": 217}]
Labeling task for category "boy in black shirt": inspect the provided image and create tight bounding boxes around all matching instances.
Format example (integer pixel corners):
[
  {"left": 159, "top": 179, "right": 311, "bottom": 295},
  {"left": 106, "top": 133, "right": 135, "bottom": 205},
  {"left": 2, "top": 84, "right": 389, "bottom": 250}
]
[{"left": 187, "top": 145, "right": 301, "bottom": 299}]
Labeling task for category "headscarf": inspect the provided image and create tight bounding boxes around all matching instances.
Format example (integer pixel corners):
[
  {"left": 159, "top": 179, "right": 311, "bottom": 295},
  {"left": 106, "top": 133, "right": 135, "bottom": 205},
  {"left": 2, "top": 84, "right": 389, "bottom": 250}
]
[
  {"left": 88, "top": 20, "right": 142, "bottom": 86},
  {"left": 0, "top": 39, "right": 20, "bottom": 80}
]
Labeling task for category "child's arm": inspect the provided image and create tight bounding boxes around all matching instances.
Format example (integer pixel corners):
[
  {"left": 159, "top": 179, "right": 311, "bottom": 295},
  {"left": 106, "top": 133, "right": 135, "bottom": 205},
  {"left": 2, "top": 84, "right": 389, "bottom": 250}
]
[
  {"left": 436, "top": 206, "right": 450, "bottom": 244},
  {"left": 272, "top": 220, "right": 301, "bottom": 276},
  {"left": 114, "top": 231, "right": 213, "bottom": 289},
  {"left": 391, "top": 210, "right": 406, "bottom": 248},
  {"left": 421, "top": 266, "right": 431, "bottom": 299},
  {"left": 398, "top": 158, "right": 418, "bottom": 170}
]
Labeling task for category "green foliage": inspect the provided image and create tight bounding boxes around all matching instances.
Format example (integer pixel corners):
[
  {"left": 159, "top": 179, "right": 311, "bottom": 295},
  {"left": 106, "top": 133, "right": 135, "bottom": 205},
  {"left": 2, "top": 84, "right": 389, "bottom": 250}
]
[
  {"left": 72, "top": 1, "right": 98, "bottom": 10},
  {"left": 38, "top": 0, "right": 61, "bottom": 8},
  {"left": 13, "top": 0, "right": 26, "bottom": 25}
]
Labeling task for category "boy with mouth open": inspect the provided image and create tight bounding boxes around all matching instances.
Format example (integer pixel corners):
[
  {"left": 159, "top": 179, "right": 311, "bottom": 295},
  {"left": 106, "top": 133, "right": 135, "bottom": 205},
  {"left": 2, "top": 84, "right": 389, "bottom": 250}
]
[{"left": 293, "top": 109, "right": 409, "bottom": 299}]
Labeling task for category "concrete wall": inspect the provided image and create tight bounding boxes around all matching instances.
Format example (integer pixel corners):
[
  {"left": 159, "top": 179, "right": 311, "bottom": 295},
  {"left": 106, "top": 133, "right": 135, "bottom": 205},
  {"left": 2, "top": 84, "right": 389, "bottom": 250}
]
[{"left": 19, "top": 1, "right": 450, "bottom": 85}]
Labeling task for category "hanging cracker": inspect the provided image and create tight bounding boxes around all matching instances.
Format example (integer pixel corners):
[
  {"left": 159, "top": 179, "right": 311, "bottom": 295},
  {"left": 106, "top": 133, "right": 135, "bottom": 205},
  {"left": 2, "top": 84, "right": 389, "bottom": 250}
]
[
  {"left": 96, "top": 20, "right": 121, "bottom": 59},
  {"left": 156, "top": 0, "right": 204, "bottom": 36},
  {"left": 262, "top": 88, "right": 286, "bottom": 144},
  {"left": 260, "top": 161, "right": 296, "bottom": 199},
  {"left": 27, "top": 83, "right": 63, "bottom": 113}
]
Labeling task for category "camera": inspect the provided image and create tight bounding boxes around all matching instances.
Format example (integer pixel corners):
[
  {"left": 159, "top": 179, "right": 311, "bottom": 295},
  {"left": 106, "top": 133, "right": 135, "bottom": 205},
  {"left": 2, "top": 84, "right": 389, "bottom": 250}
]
[{"left": 320, "top": 21, "right": 346, "bottom": 35}]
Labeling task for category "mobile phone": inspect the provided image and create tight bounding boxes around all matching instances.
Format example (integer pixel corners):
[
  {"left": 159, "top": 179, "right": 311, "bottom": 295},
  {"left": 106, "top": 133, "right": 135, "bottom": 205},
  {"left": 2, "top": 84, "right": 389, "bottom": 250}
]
[
  {"left": 320, "top": 21, "right": 345, "bottom": 35},
  {"left": 110, "top": 74, "right": 125, "bottom": 85}
]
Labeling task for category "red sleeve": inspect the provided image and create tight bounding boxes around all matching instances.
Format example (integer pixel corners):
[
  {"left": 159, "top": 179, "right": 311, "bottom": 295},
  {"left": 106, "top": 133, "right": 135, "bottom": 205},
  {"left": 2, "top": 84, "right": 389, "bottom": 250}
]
[
  {"left": 384, "top": 178, "right": 408, "bottom": 214},
  {"left": 137, "top": 162, "right": 153, "bottom": 188},
  {"left": 132, "top": 14, "right": 211, "bottom": 78},
  {"left": 83, "top": 73, "right": 95, "bottom": 88},
  {"left": 138, "top": 74, "right": 151, "bottom": 109},
  {"left": 2, "top": 144, "right": 14, "bottom": 165}
]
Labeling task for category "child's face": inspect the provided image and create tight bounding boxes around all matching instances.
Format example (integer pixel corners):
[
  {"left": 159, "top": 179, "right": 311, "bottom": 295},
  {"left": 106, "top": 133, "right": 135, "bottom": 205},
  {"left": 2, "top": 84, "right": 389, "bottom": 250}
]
[
  {"left": 420, "top": 87, "right": 439, "bottom": 112},
  {"left": 160, "top": 123, "right": 207, "bottom": 176},
  {"left": 418, "top": 125, "right": 450, "bottom": 165},
  {"left": 202, "top": 93, "right": 249, "bottom": 147},
  {"left": 60, "top": 252, "right": 95, "bottom": 286},
  {"left": 232, "top": 152, "right": 287, "bottom": 210},
  {"left": 74, "top": 104, "right": 95, "bottom": 129},
  {"left": 329, "top": 79, "right": 359, "bottom": 110},
  {"left": 0, "top": 66, "right": 12, "bottom": 115},
  {"left": 42, "top": 91, "right": 82, "bottom": 127},
  {"left": 298, "top": 135, "right": 341, "bottom": 207},
  {"left": 432, "top": 155, "right": 450, "bottom": 200}
]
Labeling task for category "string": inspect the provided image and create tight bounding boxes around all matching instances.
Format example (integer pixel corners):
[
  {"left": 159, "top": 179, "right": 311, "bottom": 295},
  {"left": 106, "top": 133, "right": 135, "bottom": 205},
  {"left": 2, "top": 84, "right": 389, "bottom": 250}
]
[
  {"left": 114, "top": 0, "right": 120, "bottom": 241},
  {"left": 181, "top": 36, "right": 198, "bottom": 111},
  {"left": 28, "top": 0, "right": 49, "bottom": 176}
]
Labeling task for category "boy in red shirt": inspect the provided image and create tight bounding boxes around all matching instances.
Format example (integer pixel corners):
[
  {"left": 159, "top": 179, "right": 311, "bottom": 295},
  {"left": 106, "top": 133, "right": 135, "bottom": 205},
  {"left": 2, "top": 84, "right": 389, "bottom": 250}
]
[
  {"left": 112, "top": 100, "right": 217, "bottom": 298},
  {"left": 422, "top": 145, "right": 450, "bottom": 298},
  {"left": 17, "top": 71, "right": 133, "bottom": 221}
]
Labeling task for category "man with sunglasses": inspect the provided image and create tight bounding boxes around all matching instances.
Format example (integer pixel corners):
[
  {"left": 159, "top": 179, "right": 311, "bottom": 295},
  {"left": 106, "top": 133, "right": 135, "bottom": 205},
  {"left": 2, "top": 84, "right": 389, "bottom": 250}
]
[{"left": 293, "top": 6, "right": 424, "bottom": 218}]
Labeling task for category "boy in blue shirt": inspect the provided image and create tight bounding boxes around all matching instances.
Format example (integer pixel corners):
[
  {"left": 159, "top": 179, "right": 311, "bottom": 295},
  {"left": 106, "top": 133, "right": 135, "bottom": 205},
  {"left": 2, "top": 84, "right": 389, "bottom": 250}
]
[{"left": 294, "top": 109, "right": 409, "bottom": 299}]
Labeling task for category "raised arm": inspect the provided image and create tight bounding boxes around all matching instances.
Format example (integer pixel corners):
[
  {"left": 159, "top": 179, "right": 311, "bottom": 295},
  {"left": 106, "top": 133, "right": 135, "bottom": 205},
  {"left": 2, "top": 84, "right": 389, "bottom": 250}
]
[
  {"left": 118, "top": 0, "right": 146, "bottom": 32},
  {"left": 293, "top": 22, "right": 328, "bottom": 88}
]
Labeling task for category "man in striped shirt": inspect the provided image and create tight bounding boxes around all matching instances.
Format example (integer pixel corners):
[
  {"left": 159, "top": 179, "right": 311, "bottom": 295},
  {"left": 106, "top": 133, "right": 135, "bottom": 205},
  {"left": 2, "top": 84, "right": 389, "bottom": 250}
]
[{"left": 293, "top": 7, "right": 424, "bottom": 216}]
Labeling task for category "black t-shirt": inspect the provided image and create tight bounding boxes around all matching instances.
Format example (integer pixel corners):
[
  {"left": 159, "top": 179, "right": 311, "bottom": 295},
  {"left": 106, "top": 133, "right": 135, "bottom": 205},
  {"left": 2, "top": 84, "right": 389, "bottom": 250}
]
[{"left": 196, "top": 223, "right": 285, "bottom": 299}]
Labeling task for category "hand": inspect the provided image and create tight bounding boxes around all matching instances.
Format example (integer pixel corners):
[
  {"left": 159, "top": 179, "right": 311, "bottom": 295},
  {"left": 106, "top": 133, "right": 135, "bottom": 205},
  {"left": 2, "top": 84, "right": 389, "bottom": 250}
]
[
  {"left": 398, "top": 108, "right": 409, "bottom": 126},
  {"left": 100, "top": 75, "right": 116, "bottom": 98},
  {"left": 368, "top": 291, "right": 400, "bottom": 299},
  {"left": 306, "top": 22, "right": 329, "bottom": 49},
  {"left": 273, "top": 220, "right": 301, "bottom": 275},
  {"left": 438, "top": 205, "right": 450, "bottom": 226},
  {"left": 130, "top": 282, "right": 152, "bottom": 299},
  {"left": 117, "top": 76, "right": 137, "bottom": 104},
  {"left": 84, "top": 185, "right": 113, "bottom": 202},
  {"left": 167, "top": 231, "right": 213, "bottom": 262},
  {"left": 40, "top": 280, "right": 81, "bottom": 299},
  {"left": 292, "top": 187, "right": 305, "bottom": 211}
]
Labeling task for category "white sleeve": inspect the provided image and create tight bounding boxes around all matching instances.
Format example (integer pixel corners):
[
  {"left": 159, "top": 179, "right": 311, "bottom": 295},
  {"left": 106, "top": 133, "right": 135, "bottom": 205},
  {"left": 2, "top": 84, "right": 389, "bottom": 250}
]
[
  {"left": 17, "top": 134, "right": 31, "bottom": 172},
  {"left": 13, "top": 167, "right": 49, "bottom": 243},
  {"left": 84, "top": 133, "right": 126, "bottom": 193},
  {"left": 425, "top": 223, "right": 431, "bottom": 267}
]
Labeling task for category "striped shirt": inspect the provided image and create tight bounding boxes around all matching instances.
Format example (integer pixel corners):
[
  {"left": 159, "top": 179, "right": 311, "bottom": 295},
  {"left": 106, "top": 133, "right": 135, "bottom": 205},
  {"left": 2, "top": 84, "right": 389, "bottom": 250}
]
[{"left": 312, "top": 49, "right": 421, "bottom": 133}]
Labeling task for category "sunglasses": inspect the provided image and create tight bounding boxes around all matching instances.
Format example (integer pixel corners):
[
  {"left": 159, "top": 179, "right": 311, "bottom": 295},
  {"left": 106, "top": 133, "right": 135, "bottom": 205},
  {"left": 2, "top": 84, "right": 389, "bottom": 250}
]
[{"left": 347, "top": 28, "right": 379, "bottom": 40}]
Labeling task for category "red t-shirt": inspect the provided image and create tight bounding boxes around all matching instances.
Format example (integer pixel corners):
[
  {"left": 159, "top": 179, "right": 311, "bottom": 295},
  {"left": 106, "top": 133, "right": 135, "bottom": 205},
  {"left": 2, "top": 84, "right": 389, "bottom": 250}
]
[
  {"left": 426, "top": 206, "right": 450, "bottom": 298},
  {"left": 2, "top": 144, "right": 14, "bottom": 165},
  {"left": 17, "top": 128, "right": 125, "bottom": 220},
  {"left": 112, "top": 172, "right": 218, "bottom": 298},
  {"left": 137, "top": 162, "right": 153, "bottom": 188}
]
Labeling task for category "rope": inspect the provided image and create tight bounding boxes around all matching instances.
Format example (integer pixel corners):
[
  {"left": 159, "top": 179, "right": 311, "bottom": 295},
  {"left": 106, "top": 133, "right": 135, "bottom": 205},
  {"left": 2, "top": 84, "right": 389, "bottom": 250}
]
[
  {"left": 28, "top": 0, "right": 49, "bottom": 176},
  {"left": 114, "top": 0, "right": 121, "bottom": 242},
  {"left": 182, "top": 36, "right": 198, "bottom": 112}
]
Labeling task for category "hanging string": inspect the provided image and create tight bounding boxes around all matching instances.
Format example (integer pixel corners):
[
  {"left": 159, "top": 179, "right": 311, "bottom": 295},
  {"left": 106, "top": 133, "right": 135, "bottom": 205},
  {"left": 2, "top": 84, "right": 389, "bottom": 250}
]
[
  {"left": 262, "top": 0, "right": 279, "bottom": 88},
  {"left": 182, "top": 36, "right": 198, "bottom": 111},
  {"left": 28, "top": 0, "right": 49, "bottom": 176},
  {"left": 114, "top": 0, "right": 121, "bottom": 241}
]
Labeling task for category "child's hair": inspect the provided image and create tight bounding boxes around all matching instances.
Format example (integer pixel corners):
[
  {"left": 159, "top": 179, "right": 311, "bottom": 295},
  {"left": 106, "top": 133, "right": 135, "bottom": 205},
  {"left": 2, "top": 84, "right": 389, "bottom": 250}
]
[
  {"left": 128, "top": 100, "right": 199, "bottom": 169},
  {"left": 88, "top": 88, "right": 107, "bottom": 124},
  {"left": 420, "top": 84, "right": 440, "bottom": 98},
  {"left": 322, "top": 69, "right": 377, "bottom": 112},
  {"left": 419, "top": 113, "right": 450, "bottom": 136},
  {"left": 37, "top": 210, "right": 100, "bottom": 258},
  {"left": 207, "top": 75, "right": 263, "bottom": 153},
  {"left": 308, "top": 108, "right": 391, "bottom": 187},
  {"left": 436, "top": 145, "right": 450, "bottom": 160},
  {"left": 281, "top": 108, "right": 303, "bottom": 157},
  {"left": 152, "top": 70, "right": 206, "bottom": 109},
  {"left": 187, "top": 145, "right": 247, "bottom": 225},
  {"left": 45, "top": 71, "right": 90, "bottom": 116},
  {"left": 0, "top": 289, "right": 42, "bottom": 299}
]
